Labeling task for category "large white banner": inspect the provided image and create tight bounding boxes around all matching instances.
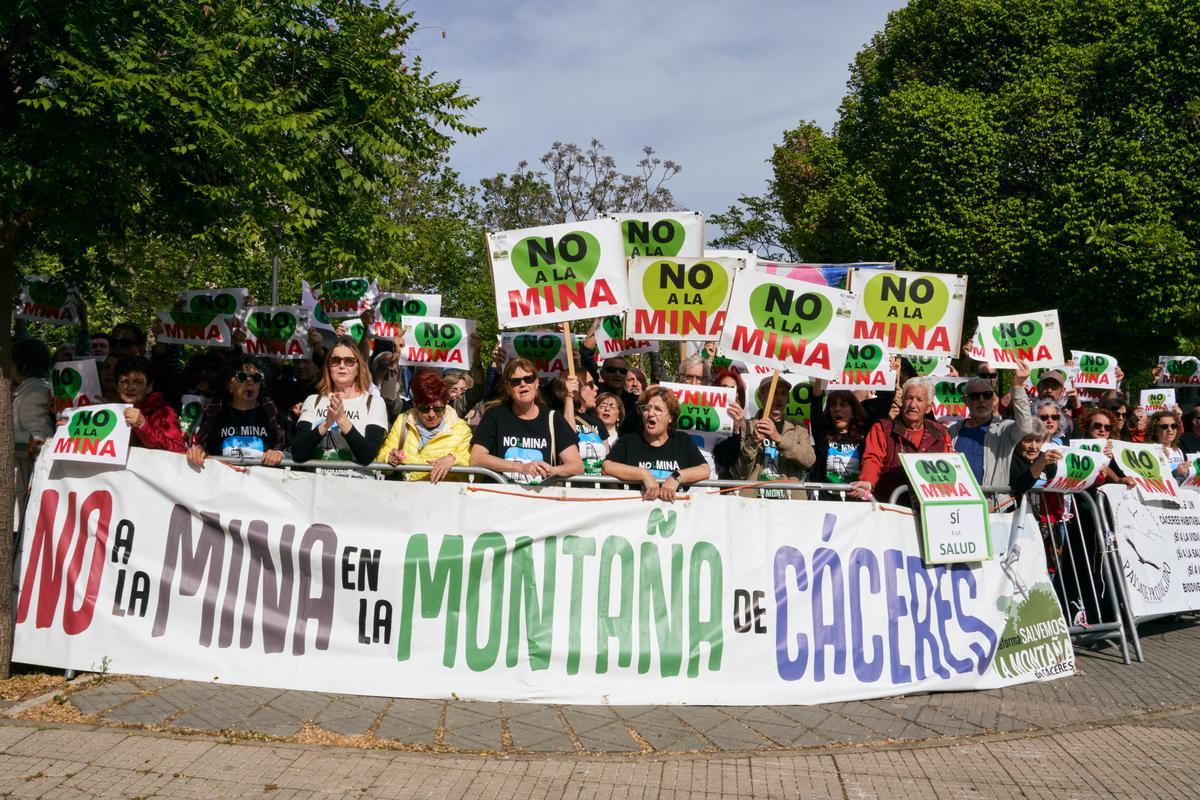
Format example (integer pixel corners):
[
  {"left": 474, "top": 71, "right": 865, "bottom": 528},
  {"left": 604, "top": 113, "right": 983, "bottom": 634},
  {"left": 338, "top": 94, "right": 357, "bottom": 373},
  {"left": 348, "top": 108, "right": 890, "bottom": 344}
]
[
  {"left": 15, "top": 451, "right": 1072, "bottom": 705},
  {"left": 976, "top": 310, "right": 1065, "bottom": 369},
  {"left": 1100, "top": 485, "right": 1200, "bottom": 618}
]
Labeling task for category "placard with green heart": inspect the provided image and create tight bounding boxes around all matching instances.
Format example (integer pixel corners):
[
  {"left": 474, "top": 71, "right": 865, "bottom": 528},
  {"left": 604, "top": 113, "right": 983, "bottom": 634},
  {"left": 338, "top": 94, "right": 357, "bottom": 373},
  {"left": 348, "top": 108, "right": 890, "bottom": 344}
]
[
  {"left": 52, "top": 367, "right": 83, "bottom": 400},
  {"left": 916, "top": 458, "right": 958, "bottom": 486},
  {"left": 610, "top": 211, "right": 703, "bottom": 259},
  {"left": 991, "top": 319, "right": 1044, "bottom": 350},
  {"left": 844, "top": 343, "right": 884, "bottom": 372},
  {"left": 512, "top": 333, "right": 563, "bottom": 361},
  {"left": 398, "top": 317, "right": 473, "bottom": 369},
  {"left": 1064, "top": 452, "right": 1095, "bottom": 481},
  {"left": 50, "top": 403, "right": 132, "bottom": 465},
  {"left": 860, "top": 272, "right": 951, "bottom": 325},
  {"left": 67, "top": 407, "right": 118, "bottom": 442},
  {"left": 639, "top": 258, "right": 730, "bottom": 313},
  {"left": 512, "top": 230, "right": 602, "bottom": 289},
  {"left": 16, "top": 275, "right": 78, "bottom": 326},
  {"left": 323, "top": 277, "right": 370, "bottom": 300},
  {"left": 601, "top": 315, "right": 624, "bottom": 339},
  {"left": 413, "top": 321, "right": 464, "bottom": 350},
  {"left": 934, "top": 379, "right": 966, "bottom": 406},
  {"left": 748, "top": 283, "right": 834, "bottom": 339},
  {"left": 27, "top": 279, "right": 70, "bottom": 307},
  {"left": 247, "top": 309, "right": 298, "bottom": 341},
  {"left": 1120, "top": 448, "right": 1161, "bottom": 480}
]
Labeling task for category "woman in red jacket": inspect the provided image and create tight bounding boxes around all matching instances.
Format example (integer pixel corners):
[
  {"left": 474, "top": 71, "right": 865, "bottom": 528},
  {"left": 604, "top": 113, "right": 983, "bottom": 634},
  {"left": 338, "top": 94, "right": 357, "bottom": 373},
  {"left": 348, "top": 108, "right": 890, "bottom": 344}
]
[{"left": 115, "top": 356, "right": 186, "bottom": 453}]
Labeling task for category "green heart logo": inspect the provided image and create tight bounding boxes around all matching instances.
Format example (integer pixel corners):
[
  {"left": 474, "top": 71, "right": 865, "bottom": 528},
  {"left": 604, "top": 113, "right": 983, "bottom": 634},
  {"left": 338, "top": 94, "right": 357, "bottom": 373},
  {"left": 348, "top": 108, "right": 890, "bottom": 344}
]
[
  {"left": 646, "top": 507, "right": 677, "bottom": 538},
  {"left": 1078, "top": 354, "right": 1110, "bottom": 375},
  {"left": 1065, "top": 452, "right": 1094, "bottom": 480},
  {"left": 641, "top": 259, "right": 729, "bottom": 312},
  {"left": 623, "top": 218, "right": 685, "bottom": 258},
  {"left": 1167, "top": 359, "right": 1198, "bottom": 377},
  {"left": 313, "top": 303, "right": 332, "bottom": 325},
  {"left": 378, "top": 297, "right": 426, "bottom": 323},
  {"left": 1145, "top": 392, "right": 1167, "bottom": 408},
  {"left": 68, "top": 407, "right": 118, "bottom": 442},
  {"left": 190, "top": 292, "right": 237, "bottom": 316},
  {"left": 916, "top": 458, "right": 958, "bottom": 485},
  {"left": 844, "top": 343, "right": 884, "bottom": 372},
  {"left": 1120, "top": 448, "right": 1160, "bottom": 480},
  {"left": 512, "top": 231, "right": 601, "bottom": 288},
  {"left": 934, "top": 380, "right": 964, "bottom": 404},
  {"left": 991, "top": 319, "right": 1044, "bottom": 350},
  {"left": 513, "top": 333, "right": 561, "bottom": 360},
  {"left": 601, "top": 315, "right": 624, "bottom": 339},
  {"left": 784, "top": 381, "right": 813, "bottom": 423},
  {"left": 712, "top": 355, "right": 733, "bottom": 369},
  {"left": 344, "top": 320, "right": 366, "bottom": 340},
  {"left": 414, "top": 321, "right": 463, "bottom": 350},
  {"left": 323, "top": 278, "right": 369, "bottom": 300},
  {"left": 180, "top": 400, "right": 203, "bottom": 426},
  {"left": 748, "top": 283, "right": 833, "bottom": 339},
  {"left": 27, "top": 280, "right": 69, "bottom": 307},
  {"left": 861, "top": 273, "right": 949, "bottom": 326},
  {"left": 677, "top": 403, "right": 721, "bottom": 433},
  {"left": 51, "top": 368, "right": 83, "bottom": 399},
  {"left": 247, "top": 310, "right": 298, "bottom": 341},
  {"left": 907, "top": 356, "right": 940, "bottom": 376}
]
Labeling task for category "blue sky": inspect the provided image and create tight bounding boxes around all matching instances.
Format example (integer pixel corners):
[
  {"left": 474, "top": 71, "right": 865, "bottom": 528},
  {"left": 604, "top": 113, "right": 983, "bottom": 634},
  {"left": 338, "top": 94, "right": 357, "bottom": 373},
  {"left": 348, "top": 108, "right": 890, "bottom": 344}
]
[{"left": 405, "top": 0, "right": 907, "bottom": 220}]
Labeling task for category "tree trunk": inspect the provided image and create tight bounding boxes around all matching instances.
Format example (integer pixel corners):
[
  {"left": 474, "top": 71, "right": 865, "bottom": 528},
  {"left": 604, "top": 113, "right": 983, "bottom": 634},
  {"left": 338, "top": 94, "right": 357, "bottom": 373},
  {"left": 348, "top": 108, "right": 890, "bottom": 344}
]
[{"left": 0, "top": 221, "right": 20, "bottom": 678}]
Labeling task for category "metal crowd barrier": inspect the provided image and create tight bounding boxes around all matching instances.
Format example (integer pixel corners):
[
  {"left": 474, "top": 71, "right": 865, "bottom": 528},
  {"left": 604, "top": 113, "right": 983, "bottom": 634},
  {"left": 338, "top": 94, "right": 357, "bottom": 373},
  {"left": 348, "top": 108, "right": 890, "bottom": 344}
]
[
  {"left": 552, "top": 474, "right": 863, "bottom": 498},
  {"left": 211, "top": 457, "right": 511, "bottom": 484}
]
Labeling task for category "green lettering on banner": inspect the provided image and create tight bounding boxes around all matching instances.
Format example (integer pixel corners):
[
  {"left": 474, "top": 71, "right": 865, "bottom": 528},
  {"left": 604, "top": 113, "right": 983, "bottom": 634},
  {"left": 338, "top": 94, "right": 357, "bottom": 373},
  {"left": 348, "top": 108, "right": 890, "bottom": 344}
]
[
  {"left": 506, "top": 537, "right": 556, "bottom": 671},
  {"left": 688, "top": 543, "right": 724, "bottom": 677},
  {"left": 596, "top": 536, "right": 634, "bottom": 673},
  {"left": 466, "top": 532, "right": 507, "bottom": 672},
  {"left": 638, "top": 542, "right": 683, "bottom": 677},
  {"left": 561, "top": 535, "right": 596, "bottom": 676},
  {"left": 397, "top": 535, "right": 463, "bottom": 667}
]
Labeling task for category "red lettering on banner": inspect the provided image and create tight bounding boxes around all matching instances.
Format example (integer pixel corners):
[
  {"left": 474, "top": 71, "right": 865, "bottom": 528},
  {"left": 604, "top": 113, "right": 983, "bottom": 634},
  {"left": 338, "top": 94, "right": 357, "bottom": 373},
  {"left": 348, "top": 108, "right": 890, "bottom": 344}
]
[
  {"left": 919, "top": 482, "right": 972, "bottom": 499},
  {"left": 731, "top": 326, "right": 830, "bottom": 370},
  {"left": 990, "top": 345, "right": 1053, "bottom": 364},
  {"left": 20, "top": 302, "right": 74, "bottom": 321},
  {"left": 1133, "top": 477, "right": 1175, "bottom": 497},
  {"left": 245, "top": 338, "right": 305, "bottom": 356},
  {"left": 852, "top": 321, "right": 950, "bottom": 353},
  {"left": 162, "top": 323, "right": 222, "bottom": 341},
  {"left": 17, "top": 489, "right": 112, "bottom": 634},
  {"left": 405, "top": 347, "right": 463, "bottom": 364},
  {"left": 52, "top": 437, "right": 117, "bottom": 457},
  {"left": 679, "top": 389, "right": 728, "bottom": 409},
  {"left": 507, "top": 280, "right": 616, "bottom": 318},
  {"left": 837, "top": 370, "right": 887, "bottom": 386}
]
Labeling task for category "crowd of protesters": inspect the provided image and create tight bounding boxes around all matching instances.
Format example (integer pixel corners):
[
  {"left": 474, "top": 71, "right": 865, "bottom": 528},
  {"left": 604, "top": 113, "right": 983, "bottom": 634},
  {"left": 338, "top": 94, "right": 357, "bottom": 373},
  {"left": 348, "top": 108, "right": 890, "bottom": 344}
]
[{"left": 11, "top": 298, "right": 1200, "bottom": 507}]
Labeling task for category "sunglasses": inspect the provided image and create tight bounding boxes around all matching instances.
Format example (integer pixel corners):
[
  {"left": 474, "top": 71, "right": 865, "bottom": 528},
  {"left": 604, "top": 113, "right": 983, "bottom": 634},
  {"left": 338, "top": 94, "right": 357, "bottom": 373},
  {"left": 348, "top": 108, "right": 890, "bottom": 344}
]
[
  {"left": 966, "top": 390, "right": 994, "bottom": 401},
  {"left": 977, "top": 372, "right": 997, "bottom": 380},
  {"left": 1037, "top": 414, "right": 1057, "bottom": 422},
  {"left": 1108, "top": 409, "right": 1127, "bottom": 417},
  {"left": 1159, "top": 423, "right": 1179, "bottom": 431},
  {"left": 1091, "top": 423, "right": 1112, "bottom": 432},
  {"left": 507, "top": 374, "right": 538, "bottom": 387},
  {"left": 417, "top": 404, "right": 446, "bottom": 414},
  {"left": 602, "top": 365, "right": 628, "bottom": 375},
  {"left": 327, "top": 356, "right": 358, "bottom": 367},
  {"left": 233, "top": 371, "right": 264, "bottom": 384}
]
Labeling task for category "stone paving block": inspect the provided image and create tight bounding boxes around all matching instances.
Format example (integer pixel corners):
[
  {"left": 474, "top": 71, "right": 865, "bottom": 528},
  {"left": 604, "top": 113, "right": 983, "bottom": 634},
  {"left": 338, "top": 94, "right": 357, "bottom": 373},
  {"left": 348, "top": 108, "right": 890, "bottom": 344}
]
[
  {"left": 668, "top": 707, "right": 776, "bottom": 751},
  {"left": 0, "top": 725, "right": 34, "bottom": 752},
  {"left": 310, "top": 694, "right": 388, "bottom": 736},
  {"left": 442, "top": 701, "right": 503, "bottom": 751},
  {"left": 273, "top": 751, "right": 391, "bottom": 793},
  {"left": 374, "top": 698, "right": 441, "bottom": 744},
  {"left": 128, "top": 675, "right": 178, "bottom": 690},
  {"left": 57, "top": 764, "right": 174, "bottom": 798},
  {"left": 558, "top": 706, "right": 639, "bottom": 752},
  {"left": 100, "top": 692, "right": 187, "bottom": 726},
  {"left": 824, "top": 699, "right": 940, "bottom": 741},
  {"left": 615, "top": 706, "right": 712, "bottom": 752},
  {"left": 65, "top": 679, "right": 143, "bottom": 715},
  {"left": 179, "top": 741, "right": 302, "bottom": 783},
  {"left": 501, "top": 703, "right": 576, "bottom": 752},
  {"left": 4, "top": 728, "right": 127, "bottom": 763},
  {"left": 171, "top": 685, "right": 283, "bottom": 731},
  {"left": 92, "top": 735, "right": 214, "bottom": 773}
]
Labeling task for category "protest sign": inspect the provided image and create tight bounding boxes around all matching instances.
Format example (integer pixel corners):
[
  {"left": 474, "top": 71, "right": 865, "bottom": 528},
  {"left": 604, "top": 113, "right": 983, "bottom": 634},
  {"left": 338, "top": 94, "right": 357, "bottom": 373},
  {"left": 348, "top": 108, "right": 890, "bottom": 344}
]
[
  {"left": 717, "top": 269, "right": 855, "bottom": 380},
  {"left": 487, "top": 219, "right": 629, "bottom": 327},
  {"left": 1039, "top": 446, "right": 1109, "bottom": 493},
  {"left": 370, "top": 293, "right": 442, "bottom": 339},
  {"left": 782, "top": 380, "right": 815, "bottom": 429},
  {"left": 828, "top": 341, "right": 896, "bottom": 390},
  {"left": 976, "top": 310, "right": 1065, "bottom": 368},
  {"left": 241, "top": 305, "right": 311, "bottom": 360},
  {"left": 627, "top": 256, "right": 739, "bottom": 340},
  {"left": 606, "top": 211, "right": 704, "bottom": 258},
  {"left": 315, "top": 277, "right": 376, "bottom": 320},
  {"left": 1070, "top": 350, "right": 1119, "bottom": 390},
  {"left": 1140, "top": 388, "right": 1176, "bottom": 414},
  {"left": 1158, "top": 356, "right": 1200, "bottom": 387},
  {"left": 965, "top": 329, "right": 987, "bottom": 361},
  {"left": 16, "top": 276, "right": 77, "bottom": 325},
  {"left": 659, "top": 381, "right": 736, "bottom": 435},
  {"left": 1110, "top": 441, "right": 1181, "bottom": 503},
  {"left": 179, "top": 394, "right": 205, "bottom": 440},
  {"left": 301, "top": 280, "right": 336, "bottom": 333},
  {"left": 593, "top": 315, "right": 657, "bottom": 359},
  {"left": 49, "top": 359, "right": 102, "bottom": 415},
  {"left": 849, "top": 269, "right": 967, "bottom": 357},
  {"left": 906, "top": 355, "right": 951, "bottom": 378},
  {"left": 395, "top": 317, "right": 475, "bottom": 369},
  {"left": 499, "top": 331, "right": 569, "bottom": 378},
  {"left": 155, "top": 288, "right": 249, "bottom": 347},
  {"left": 756, "top": 262, "right": 892, "bottom": 289},
  {"left": 1180, "top": 456, "right": 1200, "bottom": 491},
  {"left": 15, "top": 449, "right": 1071, "bottom": 705},
  {"left": 1099, "top": 486, "right": 1200, "bottom": 617},
  {"left": 46, "top": 404, "right": 131, "bottom": 465},
  {"left": 930, "top": 377, "right": 969, "bottom": 420},
  {"left": 900, "top": 453, "right": 992, "bottom": 564}
]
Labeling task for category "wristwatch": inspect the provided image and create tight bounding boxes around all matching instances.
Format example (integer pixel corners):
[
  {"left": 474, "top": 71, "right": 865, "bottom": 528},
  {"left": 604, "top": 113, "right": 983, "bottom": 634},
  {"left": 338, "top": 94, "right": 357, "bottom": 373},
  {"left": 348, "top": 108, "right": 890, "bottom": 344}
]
[{"left": 668, "top": 469, "right": 682, "bottom": 484}]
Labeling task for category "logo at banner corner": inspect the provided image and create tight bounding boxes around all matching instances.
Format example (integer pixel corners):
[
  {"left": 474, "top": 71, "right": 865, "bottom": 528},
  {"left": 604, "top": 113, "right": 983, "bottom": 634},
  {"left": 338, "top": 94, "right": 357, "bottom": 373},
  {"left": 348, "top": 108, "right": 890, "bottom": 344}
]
[
  {"left": 748, "top": 283, "right": 833, "bottom": 339},
  {"left": 512, "top": 231, "right": 601, "bottom": 288},
  {"left": 993, "top": 583, "right": 1071, "bottom": 679},
  {"left": 646, "top": 508, "right": 676, "bottom": 539},
  {"left": 51, "top": 368, "right": 83, "bottom": 399}
]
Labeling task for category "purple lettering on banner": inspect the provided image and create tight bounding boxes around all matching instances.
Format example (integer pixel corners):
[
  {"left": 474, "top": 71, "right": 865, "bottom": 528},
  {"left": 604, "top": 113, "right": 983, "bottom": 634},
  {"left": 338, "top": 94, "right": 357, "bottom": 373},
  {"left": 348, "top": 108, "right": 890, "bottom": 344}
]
[
  {"left": 241, "top": 520, "right": 296, "bottom": 653},
  {"left": 293, "top": 524, "right": 337, "bottom": 655},
  {"left": 773, "top": 546, "right": 808, "bottom": 681},
  {"left": 907, "top": 555, "right": 950, "bottom": 680},
  {"left": 848, "top": 547, "right": 884, "bottom": 683},
  {"left": 820, "top": 512, "right": 836, "bottom": 543},
  {"left": 152, "top": 506, "right": 225, "bottom": 644},
  {"left": 950, "top": 564, "right": 998, "bottom": 674},
  {"left": 811, "top": 547, "right": 846, "bottom": 681},
  {"left": 883, "top": 549, "right": 912, "bottom": 684},
  {"left": 933, "top": 565, "right": 973, "bottom": 675},
  {"left": 217, "top": 519, "right": 246, "bottom": 648}
]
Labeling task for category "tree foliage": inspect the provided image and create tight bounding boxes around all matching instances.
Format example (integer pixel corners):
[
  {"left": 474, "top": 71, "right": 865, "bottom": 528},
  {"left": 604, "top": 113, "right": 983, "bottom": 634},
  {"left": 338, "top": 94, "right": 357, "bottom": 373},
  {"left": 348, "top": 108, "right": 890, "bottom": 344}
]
[{"left": 714, "top": 0, "right": 1200, "bottom": 367}]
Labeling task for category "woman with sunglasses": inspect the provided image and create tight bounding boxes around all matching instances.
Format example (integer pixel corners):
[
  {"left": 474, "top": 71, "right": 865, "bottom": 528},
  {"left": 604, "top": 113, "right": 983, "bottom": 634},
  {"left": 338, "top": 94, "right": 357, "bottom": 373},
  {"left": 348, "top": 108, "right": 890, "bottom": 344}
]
[
  {"left": 291, "top": 336, "right": 387, "bottom": 465},
  {"left": 1076, "top": 407, "right": 1136, "bottom": 487},
  {"left": 1033, "top": 399, "right": 1066, "bottom": 445},
  {"left": 471, "top": 358, "right": 582, "bottom": 484},
  {"left": 377, "top": 371, "right": 472, "bottom": 482},
  {"left": 603, "top": 386, "right": 709, "bottom": 502},
  {"left": 1147, "top": 410, "right": 1190, "bottom": 479},
  {"left": 185, "top": 360, "right": 285, "bottom": 468}
]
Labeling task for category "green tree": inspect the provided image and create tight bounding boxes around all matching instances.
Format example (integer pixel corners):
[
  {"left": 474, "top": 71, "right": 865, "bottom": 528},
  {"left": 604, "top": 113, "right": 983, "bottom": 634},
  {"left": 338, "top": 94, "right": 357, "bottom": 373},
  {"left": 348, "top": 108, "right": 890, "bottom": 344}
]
[
  {"left": 715, "top": 0, "right": 1200, "bottom": 369},
  {"left": 1, "top": 0, "right": 479, "bottom": 675}
]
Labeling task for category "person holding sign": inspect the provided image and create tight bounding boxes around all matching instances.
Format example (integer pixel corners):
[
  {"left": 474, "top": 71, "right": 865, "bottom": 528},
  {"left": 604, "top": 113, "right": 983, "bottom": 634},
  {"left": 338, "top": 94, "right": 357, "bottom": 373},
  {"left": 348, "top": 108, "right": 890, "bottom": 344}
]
[
  {"left": 1009, "top": 420, "right": 1064, "bottom": 499},
  {"left": 377, "top": 372, "right": 472, "bottom": 483},
  {"left": 114, "top": 357, "right": 185, "bottom": 453},
  {"left": 1076, "top": 407, "right": 1136, "bottom": 488},
  {"left": 730, "top": 376, "right": 816, "bottom": 499},
  {"left": 291, "top": 337, "right": 388, "bottom": 466},
  {"left": 11, "top": 339, "right": 54, "bottom": 451},
  {"left": 948, "top": 361, "right": 1032, "bottom": 493},
  {"left": 808, "top": 388, "right": 870, "bottom": 485},
  {"left": 603, "top": 387, "right": 709, "bottom": 502},
  {"left": 470, "top": 359, "right": 582, "bottom": 484},
  {"left": 1147, "top": 410, "right": 1190, "bottom": 479},
  {"left": 1182, "top": 408, "right": 1200, "bottom": 453},
  {"left": 850, "top": 378, "right": 953, "bottom": 502},
  {"left": 185, "top": 360, "right": 285, "bottom": 468}
]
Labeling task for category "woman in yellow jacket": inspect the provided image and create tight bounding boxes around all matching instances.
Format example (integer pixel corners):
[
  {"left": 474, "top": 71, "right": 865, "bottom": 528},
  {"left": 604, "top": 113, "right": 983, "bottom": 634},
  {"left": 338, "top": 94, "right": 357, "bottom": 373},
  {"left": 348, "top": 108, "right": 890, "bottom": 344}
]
[{"left": 376, "top": 372, "right": 472, "bottom": 482}]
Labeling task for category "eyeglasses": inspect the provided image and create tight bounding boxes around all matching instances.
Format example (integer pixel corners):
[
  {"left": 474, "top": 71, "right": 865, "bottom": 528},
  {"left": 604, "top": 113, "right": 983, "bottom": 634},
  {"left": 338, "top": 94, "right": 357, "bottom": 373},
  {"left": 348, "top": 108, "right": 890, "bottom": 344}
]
[
  {"left": 639, "top": 404, "right": 669, "bottom": 417},
  {"left": 1090, "top": 423, "right": 1112, "bottom": 432},
  {"left": 1108, "top": 409, "right": 1127, "bottom": 418},
  {"left": 1038, "top": 414, "right": 1057, "bottom": 422},
  {"left": 966, "top": 390, "right": 994, "bottom": 401},
  {"left": 597, "top": 401, "right": 619, "bottom": 411},
  {"left": 506, "top": 374, "right": 538, "bottom": 387},
  {"left": 233, "top": 371, "right": 264, "bottom": 384},
  {"left": 602, "top": 365, "right": 628, "bottom": 375},
  {"left": 1159, "top": 423, "right": 1179, "bottom": 431},
  {"left": 417, "top": 404, "right": 446, "bottom": 414},
  {"left": 681, "top": 373, "right": 704, "bottom": 384},
  {"left": 327, "top": 356, "right": 358, "bottom": 367}
]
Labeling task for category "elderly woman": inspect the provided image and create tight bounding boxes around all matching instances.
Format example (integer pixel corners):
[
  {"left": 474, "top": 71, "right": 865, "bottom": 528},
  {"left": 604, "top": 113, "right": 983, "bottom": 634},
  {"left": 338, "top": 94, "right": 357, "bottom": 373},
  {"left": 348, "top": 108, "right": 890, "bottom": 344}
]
[
  {"left": 595, "top": 391, "right": 625, "bottom": 448},
  {"left": 292, "top": 335, "right": 388, "bottom": 465},
  {"left": 185, "top": 359, "right": 285, "bottom": 467},
  {"left": 603, "top": 386, "right": 709, "bottom": 502},
  {"left": 1009, "top": 419, "right": 1064, "bottom": 499},
  {"left": 471, "top": 358, "right": 583, "bottom": 484},
  {"left": 114, "top": 356, "right": 186, "bottom": 453},
  {"left": 730, "top": 376, "right": 816, "bottom": 499},
  {"left": 378, "top": 371, "right": 472, "bottom": 482},
  {"left": 1034, "top": 398, "right": 1067, "bottom": 446}
]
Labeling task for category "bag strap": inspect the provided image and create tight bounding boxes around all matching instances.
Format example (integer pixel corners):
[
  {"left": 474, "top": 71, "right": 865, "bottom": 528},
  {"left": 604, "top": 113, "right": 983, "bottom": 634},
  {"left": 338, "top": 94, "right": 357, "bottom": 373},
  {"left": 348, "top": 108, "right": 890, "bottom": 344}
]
[{"left": 549, "top": 409, "right": 557, "bottom": 467}]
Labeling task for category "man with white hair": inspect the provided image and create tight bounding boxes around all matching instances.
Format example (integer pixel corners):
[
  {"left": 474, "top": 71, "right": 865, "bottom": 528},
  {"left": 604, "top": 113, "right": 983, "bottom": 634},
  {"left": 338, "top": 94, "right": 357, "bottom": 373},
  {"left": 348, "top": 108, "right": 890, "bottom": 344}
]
[
  {"left": 851, "top": 377, "right": 952, "bottom": 501},
  {"left": 948, "top": 361, "right": 1032, "bottom": 490}
]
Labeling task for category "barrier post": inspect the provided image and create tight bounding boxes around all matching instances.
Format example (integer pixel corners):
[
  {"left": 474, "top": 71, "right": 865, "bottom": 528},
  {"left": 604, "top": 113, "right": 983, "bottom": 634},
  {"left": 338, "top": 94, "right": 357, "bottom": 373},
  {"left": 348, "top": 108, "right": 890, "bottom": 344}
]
[{"left": 1096, "top": 490, "right": 1150, "bottom": 662}]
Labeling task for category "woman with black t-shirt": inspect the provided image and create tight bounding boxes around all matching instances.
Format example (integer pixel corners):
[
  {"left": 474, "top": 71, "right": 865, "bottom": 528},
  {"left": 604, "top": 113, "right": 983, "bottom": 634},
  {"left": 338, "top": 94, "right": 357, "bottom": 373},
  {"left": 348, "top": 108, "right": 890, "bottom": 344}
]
[
  {"left": 470, "top": 358, "right": 583, "bottom": 484},
  {"left": 185, "top": 359, "right": 285, "bottom": 467},
  {"left": 603, "top": 386, "right": 709, "bottom": 502}
]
